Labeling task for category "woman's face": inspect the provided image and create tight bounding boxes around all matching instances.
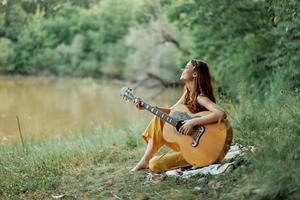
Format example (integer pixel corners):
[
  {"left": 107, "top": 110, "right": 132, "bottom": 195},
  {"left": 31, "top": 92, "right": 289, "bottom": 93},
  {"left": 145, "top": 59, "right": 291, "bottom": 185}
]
[{"left": 180, "top": 61, "right": 196, "bottom": 82}]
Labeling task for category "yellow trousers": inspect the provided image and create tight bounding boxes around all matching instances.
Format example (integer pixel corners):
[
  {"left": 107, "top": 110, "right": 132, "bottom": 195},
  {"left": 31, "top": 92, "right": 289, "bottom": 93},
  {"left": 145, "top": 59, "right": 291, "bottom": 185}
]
[{"left": 142, "top": 116, "right": 233, "bottom": 173}]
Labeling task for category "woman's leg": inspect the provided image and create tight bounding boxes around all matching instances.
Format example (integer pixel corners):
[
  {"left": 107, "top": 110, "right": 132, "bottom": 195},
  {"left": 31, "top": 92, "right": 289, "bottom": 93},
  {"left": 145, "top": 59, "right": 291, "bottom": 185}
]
[
  {"left": 131, "top": 116, "right": 180, "bottom": 171},
  {"left": 131, "top": 138, "right": 154, "bottom": 171},
  {"left": 149, "top": 152, "right": 191, "bottom": 173}
]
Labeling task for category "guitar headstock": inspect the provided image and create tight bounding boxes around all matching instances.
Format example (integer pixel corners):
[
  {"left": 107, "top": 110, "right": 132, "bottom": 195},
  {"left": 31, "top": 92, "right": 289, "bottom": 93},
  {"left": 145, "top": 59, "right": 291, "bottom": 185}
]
[{"left": 120, "top": 87, "right": 136, "bottom": 102}]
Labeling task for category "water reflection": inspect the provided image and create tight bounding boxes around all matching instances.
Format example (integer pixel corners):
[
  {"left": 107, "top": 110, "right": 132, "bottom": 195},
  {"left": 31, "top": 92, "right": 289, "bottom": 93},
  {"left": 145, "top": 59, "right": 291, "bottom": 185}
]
[{"left": 0, "top": 76, "right": 181, "bottom": 144}]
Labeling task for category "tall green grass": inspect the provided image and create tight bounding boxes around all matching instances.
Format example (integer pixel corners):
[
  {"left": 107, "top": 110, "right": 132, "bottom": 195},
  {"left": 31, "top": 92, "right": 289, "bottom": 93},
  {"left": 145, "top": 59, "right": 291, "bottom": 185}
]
[
  {"left": 0, "top": 124, "right": 145, "bottom": 199},
  {"left": 220, "top": 91, "right": 300, "bottom": 199}
]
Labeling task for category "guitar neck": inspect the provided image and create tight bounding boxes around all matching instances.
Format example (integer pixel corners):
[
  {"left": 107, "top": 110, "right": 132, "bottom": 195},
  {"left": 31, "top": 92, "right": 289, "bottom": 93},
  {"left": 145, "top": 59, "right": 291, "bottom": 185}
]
[{"left": 138, "top": 99, "right": 178, "bottom": 127}]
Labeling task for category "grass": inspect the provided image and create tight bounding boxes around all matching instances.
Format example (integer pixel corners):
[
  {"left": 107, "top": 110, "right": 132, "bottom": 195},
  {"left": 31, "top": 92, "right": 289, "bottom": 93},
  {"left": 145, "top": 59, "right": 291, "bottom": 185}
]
[{"left": 0, "top": 93, "right": 299, "bottom": 199}]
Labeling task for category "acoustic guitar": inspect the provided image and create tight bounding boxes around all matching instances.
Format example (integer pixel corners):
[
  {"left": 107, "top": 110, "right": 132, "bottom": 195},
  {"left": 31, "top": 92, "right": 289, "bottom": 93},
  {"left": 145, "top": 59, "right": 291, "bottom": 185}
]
[{"left": 120, "top": 87, "right": 232, "bottom": 167}]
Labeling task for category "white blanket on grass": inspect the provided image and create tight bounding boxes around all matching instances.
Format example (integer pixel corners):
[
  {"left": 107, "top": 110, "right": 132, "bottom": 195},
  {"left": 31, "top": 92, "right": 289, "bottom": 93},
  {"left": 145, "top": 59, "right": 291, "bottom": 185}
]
[{"left": 165, "top": 143, "right": 254, "bottom": 178}]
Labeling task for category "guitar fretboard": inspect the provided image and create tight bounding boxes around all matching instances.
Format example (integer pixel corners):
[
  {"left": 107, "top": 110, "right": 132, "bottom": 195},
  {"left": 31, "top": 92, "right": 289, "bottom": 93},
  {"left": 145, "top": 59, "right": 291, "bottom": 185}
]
[{"left": 139, "top": 100, "right": 178, "bottom": 127}]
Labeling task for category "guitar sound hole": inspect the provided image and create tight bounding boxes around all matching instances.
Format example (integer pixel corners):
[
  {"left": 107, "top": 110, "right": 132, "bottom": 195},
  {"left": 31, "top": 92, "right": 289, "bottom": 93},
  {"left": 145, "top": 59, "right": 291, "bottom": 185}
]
[
  {"left": 176, "top": 120, "right": 198, "bottom": 134},
  {"left": 175, "top": 120, "right": 184, "bottom": 133}
]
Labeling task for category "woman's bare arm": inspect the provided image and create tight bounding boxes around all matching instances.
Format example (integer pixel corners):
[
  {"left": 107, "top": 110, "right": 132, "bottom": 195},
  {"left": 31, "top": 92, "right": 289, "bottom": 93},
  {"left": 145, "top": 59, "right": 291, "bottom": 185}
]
[{"left": 191, "top": 95, "right": 225, "bottom": 126}]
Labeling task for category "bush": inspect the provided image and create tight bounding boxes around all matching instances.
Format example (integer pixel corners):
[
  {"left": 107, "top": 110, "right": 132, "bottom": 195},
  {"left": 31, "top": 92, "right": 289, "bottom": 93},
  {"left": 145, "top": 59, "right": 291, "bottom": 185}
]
[
  {"left": 124, "top": 20, "right": 183, "bottom": 81},
  {"left": 0, "top": 38, "right": 14, "bottom": 72}
]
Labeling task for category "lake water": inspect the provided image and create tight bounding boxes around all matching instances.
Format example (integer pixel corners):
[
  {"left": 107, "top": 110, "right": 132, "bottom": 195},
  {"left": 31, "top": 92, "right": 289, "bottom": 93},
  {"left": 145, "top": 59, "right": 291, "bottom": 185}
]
[{"left": 0, "top": 76, "right": 182, "bottom": 144}]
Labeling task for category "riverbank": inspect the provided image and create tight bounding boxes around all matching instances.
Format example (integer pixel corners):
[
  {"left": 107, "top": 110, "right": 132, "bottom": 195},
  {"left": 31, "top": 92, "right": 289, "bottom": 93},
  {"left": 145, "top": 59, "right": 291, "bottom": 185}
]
[
  {"left": 0, "top": 94, "right": 299, "bottom": 199},
  {"left": 0, "top": 75, "right": 183, "bottom": 145}
]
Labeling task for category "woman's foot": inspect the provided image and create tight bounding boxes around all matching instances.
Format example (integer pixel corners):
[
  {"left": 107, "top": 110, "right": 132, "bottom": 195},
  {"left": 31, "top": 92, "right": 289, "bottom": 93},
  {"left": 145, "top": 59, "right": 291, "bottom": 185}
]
[{"left": 130, "top": 160, "right": 149, "bottom": 172}]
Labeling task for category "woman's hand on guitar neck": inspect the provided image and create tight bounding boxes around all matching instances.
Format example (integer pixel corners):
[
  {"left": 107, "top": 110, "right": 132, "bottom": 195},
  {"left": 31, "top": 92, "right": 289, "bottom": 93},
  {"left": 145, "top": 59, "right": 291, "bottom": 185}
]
[{"left": 134, "top": 98, "right": 144, "bottom": 110}]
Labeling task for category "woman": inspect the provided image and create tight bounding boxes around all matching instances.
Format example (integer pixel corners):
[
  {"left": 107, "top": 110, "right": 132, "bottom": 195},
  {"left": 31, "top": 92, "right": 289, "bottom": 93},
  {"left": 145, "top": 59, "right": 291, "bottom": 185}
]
[{"left": 131, "top": 59, "right": 232, "bottom": 173}]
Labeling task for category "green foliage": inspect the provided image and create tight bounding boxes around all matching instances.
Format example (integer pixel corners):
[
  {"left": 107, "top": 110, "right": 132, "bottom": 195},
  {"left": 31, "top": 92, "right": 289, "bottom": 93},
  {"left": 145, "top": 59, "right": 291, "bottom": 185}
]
[
  {"left": 0, "top": 0, "right": 136, "bottom": 77},
  {"left": 225, "top": 93, "right": 300, "bottom": 199},
  {"left": 10, "top": 13, "right": 58, "bottom": 74},
  {"left": 124, "top": 20, "right": 182, "bottom": 80},
  {"left": 0, "top": 38, "right": 13, "bottom": 71},
  {"left": 163, "top": 0, "right": 300, "bottom": 100},
  {"left": 1, "top": 3, "right": 27, "bottom": 41},
  {"left": 126, "top": 132, "right": 139, "bottom": 149},
  {"left": 1, "top": 0, "right": 298, "bottom": 96}
]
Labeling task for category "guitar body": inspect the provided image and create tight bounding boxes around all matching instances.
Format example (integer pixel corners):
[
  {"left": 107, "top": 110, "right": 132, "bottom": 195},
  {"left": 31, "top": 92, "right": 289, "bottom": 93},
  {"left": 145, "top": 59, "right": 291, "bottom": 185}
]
[{"left": 163, "top": 104, "right": 231, "bottom": 167}]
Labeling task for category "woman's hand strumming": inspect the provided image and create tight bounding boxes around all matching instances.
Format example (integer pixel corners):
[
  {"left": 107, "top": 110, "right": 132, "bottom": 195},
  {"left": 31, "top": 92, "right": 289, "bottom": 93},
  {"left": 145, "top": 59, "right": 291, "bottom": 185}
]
[{"left": 179, "top": 119, "right": 196, "bottom": 135}]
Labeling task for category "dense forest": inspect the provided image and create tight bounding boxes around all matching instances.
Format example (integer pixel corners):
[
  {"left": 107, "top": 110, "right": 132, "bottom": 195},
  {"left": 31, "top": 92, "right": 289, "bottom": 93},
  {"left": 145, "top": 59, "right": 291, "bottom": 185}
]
[{"left": 0, "top": 0, "right": 299, "bottom": 100}]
